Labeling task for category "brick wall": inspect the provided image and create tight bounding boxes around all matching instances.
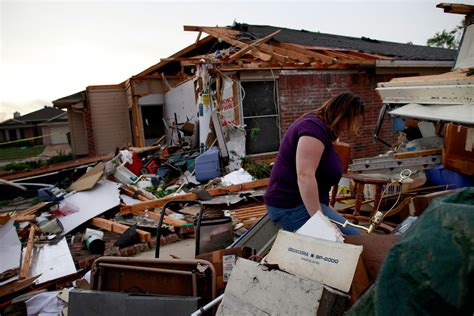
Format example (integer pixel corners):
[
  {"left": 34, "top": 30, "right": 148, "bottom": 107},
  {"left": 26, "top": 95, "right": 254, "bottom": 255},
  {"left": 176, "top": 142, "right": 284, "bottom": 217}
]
[{"left": 278, "top": 71, "right": 401, "bottom": 160}]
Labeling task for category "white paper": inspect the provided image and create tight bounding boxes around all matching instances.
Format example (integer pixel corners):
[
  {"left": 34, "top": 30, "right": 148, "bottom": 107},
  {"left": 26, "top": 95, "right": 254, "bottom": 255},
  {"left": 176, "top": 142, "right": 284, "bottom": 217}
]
[
  {"left": 58, "top": 179, "right": 120, "bottom": 235},
  {"left": 0, "top": 220, "right": 21, "bottom": 274},
  {"left": 296, "top": 212, "right": 344, "bottom": 243}
]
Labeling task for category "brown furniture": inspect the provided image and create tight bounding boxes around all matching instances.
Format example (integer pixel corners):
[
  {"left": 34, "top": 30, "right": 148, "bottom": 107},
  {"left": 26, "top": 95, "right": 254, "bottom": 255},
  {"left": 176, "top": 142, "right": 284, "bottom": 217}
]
[{"left": 332, "top": 142, "right": 389, "bottom": 217}]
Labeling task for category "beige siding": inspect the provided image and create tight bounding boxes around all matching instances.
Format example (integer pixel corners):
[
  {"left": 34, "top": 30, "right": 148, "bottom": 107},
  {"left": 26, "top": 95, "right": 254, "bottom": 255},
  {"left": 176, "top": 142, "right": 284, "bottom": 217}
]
[
  {"left": 68, "top": 108, "right": 89, "bottom": 155},
  {"left": 49, "top": 125, "right": 69, "bottom": 144},
  {"left": 88, "top": 88, "right": 132, "bottom": 155}
]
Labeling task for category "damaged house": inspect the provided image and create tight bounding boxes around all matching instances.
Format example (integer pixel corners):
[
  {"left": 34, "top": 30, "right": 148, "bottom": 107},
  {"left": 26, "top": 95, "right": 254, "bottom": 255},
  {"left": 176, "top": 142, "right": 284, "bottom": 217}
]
[{"left": 53, "top": 23, "right": 455, "bottom": 161}]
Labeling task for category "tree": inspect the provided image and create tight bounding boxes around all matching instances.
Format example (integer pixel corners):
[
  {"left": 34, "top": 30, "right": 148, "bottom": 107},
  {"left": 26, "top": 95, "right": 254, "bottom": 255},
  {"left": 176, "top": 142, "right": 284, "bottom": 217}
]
[{"left": 427, "top": 22, "right": 464, "bottom": 49}]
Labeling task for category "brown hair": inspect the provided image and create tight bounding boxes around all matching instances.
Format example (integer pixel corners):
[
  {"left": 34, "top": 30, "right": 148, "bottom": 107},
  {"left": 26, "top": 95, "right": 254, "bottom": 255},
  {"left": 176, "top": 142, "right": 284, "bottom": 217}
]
[{"left": 302, "top": 92, "right": 365, "bottom": 140}]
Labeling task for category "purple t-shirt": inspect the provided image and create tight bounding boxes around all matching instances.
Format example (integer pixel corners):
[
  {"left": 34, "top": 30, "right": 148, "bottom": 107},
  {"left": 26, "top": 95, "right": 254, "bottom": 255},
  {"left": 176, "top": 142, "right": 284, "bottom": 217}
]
[{"left": 264, "top": 115, "right": 342, "bottom": 208}]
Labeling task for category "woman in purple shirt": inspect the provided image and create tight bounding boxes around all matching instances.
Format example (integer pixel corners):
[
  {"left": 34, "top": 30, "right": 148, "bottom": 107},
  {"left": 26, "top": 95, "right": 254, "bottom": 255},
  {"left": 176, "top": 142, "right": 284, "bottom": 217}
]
[{"left": 263, "top": 92, "right": 364, "bottom": 235}]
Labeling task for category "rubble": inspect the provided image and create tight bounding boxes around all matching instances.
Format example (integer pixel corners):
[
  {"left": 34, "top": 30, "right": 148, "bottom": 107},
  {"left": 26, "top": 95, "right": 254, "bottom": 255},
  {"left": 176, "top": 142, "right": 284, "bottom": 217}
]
[{"left": 1, "top": 3, "right": 473, "bottom": 315}]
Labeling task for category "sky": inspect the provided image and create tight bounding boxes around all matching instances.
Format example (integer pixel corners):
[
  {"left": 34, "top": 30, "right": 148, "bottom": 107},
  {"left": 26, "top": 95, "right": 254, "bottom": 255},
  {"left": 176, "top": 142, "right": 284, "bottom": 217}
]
[{"left": 0, "top": 0, "right": 468, "bottom": 122}]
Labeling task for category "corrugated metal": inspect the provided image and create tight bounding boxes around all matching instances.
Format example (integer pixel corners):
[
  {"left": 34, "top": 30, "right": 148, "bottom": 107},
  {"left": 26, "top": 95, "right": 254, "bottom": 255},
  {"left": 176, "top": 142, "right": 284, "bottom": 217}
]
[
  {"left": 68, "top": 110, "right": 88, "bottom": 155},
  {"left": 88, "top": 88, "right": 132, "bottom": 155}
]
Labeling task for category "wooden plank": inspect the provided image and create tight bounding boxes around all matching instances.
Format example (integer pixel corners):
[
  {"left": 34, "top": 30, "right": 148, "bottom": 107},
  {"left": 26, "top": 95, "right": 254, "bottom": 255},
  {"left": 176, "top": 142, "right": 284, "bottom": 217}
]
[
  {"left": 20, "top": 225, "right": 37, "bottom": 279},
  {"left": 12, "top": 215, "right": 36, "bottom": 222},
  {"left": 120, "top": 207, "right": 189, "bottom": 227},
  {"left": 227, "top": 30, "right": 281, "bottom": 63},
  {"left": 90, "top": 217, "right": 151, "bottom": 242},
  {"left": 14, "top": 202, "right": 50, "bottom": 216},
  {"left": 260, "top": 42, "right": 313, "bottom": 63},
  {"left": 274, "top": 42, "right": 335, "bottom": 64},
  {"left": 200, "top": 27, "right": 273, "bottom": 61},
  {"left": 0, "top": 275, "right": 41, "bottom": 298},
  {"left": 121, "top": 178, "right": 269, "bottom": 213},
  {"left": 393, "top": 148, "right": 442, "bottom": 159}
]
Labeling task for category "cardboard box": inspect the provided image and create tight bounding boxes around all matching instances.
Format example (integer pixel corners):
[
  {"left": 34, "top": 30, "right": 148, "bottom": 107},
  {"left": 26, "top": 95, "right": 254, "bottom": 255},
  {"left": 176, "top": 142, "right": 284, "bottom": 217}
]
[
  {"left": 196, "top": 247, "right": 254, "bottom": 291},
  {"left": 265, "top": 230, "right": 362, "bottom": 293}
]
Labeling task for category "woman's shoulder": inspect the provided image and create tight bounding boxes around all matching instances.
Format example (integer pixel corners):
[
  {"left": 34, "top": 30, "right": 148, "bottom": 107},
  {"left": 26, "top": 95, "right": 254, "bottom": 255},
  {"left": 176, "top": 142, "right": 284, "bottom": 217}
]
[{"left": 294, "top": 115, "right": 330, "bottom": 142}]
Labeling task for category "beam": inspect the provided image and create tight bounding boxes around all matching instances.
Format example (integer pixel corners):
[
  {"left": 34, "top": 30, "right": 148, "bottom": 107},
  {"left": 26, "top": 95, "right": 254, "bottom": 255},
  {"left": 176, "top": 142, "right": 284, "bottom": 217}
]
[
  {"left": 90, "top": 217, "right": 151, "bottom": 242},
  {"left": 20, "top": 225, "right": 37, "bottom": 279},
  {"left": 121, "top": 179, "right": 269, "bottom": 213},
  {"left": 274, "top": 42, "right": 336, "bottom": 64},
  {"left": 227, "top": 30, "right": 281, "bottom": 63}
]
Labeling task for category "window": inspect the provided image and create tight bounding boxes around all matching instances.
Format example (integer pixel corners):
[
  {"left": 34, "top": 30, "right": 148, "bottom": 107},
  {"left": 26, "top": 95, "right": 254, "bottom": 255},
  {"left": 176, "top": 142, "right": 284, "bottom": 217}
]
[{"left": 241, "top": 81, "right": 280, "bottom": 154}]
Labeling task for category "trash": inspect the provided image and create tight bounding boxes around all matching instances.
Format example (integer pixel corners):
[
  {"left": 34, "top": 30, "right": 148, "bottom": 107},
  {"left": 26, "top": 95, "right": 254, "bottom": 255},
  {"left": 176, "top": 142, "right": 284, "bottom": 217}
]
[
  {"left": 217, "top": 259, "right": 349, "bottom": 316},
  {"left": 83, "top": 228, "right": 105, "bottom": 255},
  {"left": 68, "top": 162, "right": 104, "bottom": 192},
  {"left": 220, "top": 168, "right": 253, "bottom": 186}
]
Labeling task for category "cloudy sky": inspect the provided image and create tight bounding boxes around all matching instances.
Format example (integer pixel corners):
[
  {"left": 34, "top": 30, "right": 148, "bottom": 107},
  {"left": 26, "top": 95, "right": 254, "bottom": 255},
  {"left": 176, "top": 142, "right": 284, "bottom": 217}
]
[{"left": 0, "top": 0, "right": 466, "bottom": 121}]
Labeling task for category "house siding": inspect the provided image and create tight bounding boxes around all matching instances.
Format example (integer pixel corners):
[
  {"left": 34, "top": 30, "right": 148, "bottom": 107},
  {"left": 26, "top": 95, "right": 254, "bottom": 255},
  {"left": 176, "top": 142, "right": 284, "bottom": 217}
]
[
  {"left": 278, "top": 70, "right": 401, "bottom": 159},
  {"left": 88, "top": 88, "right": 132, "bottom": 155}
]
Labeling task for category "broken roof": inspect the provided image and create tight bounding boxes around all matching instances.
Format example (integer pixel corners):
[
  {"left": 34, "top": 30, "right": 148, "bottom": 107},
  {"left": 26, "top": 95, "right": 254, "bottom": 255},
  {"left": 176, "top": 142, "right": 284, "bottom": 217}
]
[{"left": 235, "top": 23, "right": 456, "bottom": 61}]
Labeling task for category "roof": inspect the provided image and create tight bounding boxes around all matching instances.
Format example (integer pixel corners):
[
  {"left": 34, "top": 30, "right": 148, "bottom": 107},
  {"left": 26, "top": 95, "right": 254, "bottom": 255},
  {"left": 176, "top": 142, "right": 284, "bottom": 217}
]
[
  {"left": 0, "top": 106, "right": 66, "bottom": 127},
  {"left": 16, "top": 106, "right": 66, "bottom": 122},
  {"left": 52, "top": 91, "right": 87, "bottom": 108},
  {"left": 234, "top": 23, "right": 457, "bottom": 61}
]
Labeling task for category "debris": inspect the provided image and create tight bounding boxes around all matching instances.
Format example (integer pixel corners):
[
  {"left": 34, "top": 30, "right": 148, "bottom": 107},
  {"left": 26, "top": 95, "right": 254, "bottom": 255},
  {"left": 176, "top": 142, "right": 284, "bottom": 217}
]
[
  {"left": 265, "top": 230, "right": 363, "bottom": 293},
  {"left": 68, "top": 162, "right": 104, "bottom": 192}
]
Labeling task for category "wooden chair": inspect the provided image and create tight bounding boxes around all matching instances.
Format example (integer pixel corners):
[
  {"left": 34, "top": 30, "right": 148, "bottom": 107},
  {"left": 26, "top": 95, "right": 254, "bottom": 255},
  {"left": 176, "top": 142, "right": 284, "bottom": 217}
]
[{"left": 331, "top": 142, "right": 388, "bottom": 217}]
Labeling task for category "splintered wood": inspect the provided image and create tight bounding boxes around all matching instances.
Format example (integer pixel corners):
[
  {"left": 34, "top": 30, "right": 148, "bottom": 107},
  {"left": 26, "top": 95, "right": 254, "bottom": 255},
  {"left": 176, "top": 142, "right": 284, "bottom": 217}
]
[{"left": 231, "top": 205, "right": 268, "bottom": 228}]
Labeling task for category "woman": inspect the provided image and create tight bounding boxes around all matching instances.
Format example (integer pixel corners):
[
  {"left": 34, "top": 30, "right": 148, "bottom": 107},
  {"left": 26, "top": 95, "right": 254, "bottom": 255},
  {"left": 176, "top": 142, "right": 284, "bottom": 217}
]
[{"left": 263, "top": 92, "right": 364, "bottom": 235}]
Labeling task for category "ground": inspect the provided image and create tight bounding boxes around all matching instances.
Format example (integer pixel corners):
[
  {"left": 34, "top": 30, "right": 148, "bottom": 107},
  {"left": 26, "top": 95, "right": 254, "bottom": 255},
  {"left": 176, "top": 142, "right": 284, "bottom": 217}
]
[
  {"left": 0, "top": 144, "right": 72, "bottom": 168},
  {"left": 0, "top": 145, "right": 45, "bottom": 160}
]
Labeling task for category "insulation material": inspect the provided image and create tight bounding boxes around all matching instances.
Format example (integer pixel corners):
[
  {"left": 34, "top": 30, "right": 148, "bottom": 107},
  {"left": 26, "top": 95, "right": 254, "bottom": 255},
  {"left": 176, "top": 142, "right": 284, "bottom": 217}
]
[
  {"left": 58, "top": 179, "right": 121, "bottom": 235},
  {"left": 226, "top": 127, "right": 246, "bottom": 171},
  {"left": 0, "top": 220, "right": 21, "bottom": 275},
  {"left": 28, "top": 238, "right": 76, "bottom": 285}
]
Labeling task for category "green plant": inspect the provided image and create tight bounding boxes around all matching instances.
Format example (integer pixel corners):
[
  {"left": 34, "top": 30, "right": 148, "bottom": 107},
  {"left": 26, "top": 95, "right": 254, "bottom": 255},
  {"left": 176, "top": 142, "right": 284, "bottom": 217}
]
[
  {"left": 249, "top": 128, "right": 261, "bottom": 142},
  {"left": 46, "top": 151, "right": 73, "bottom": 165},
  {"left": 241, "top": 156, "right": 272, "bottom": 179}
]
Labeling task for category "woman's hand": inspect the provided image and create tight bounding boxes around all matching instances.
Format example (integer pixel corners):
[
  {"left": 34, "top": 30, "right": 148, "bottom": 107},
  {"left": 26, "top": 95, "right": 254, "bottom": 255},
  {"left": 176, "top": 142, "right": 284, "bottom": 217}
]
[{"left": 296, "top": 136, "right": 325, "bottom": 217}]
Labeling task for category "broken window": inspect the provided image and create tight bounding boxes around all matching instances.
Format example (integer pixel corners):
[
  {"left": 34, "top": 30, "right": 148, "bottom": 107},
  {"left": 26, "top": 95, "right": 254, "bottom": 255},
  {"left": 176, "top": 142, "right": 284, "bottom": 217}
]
[{"left": 241, "top": 81, "right": 280, "bottom": 154}]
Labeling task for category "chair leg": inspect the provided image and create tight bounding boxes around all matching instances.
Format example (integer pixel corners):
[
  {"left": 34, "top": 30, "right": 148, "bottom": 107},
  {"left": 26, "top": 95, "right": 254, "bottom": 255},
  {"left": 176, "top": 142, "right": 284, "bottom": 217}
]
[{"left": 354, "top": 182, "right": 365, "bottom": 217}]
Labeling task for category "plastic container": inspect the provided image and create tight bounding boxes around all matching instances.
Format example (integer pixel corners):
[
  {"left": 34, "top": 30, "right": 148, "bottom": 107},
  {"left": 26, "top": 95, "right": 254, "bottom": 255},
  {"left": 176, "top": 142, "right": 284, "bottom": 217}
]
[
  {"left": 114, "top": 164, "right": 139, "bottom": 185},
  {"left": 124, "top": 152, "right": 144, "bottom": 176},
  {"left": 425, "top": 165, "right": 474, "bottom": 189},
  {"left": 195, "top": 147, "right": 222, "bottom": 183}
]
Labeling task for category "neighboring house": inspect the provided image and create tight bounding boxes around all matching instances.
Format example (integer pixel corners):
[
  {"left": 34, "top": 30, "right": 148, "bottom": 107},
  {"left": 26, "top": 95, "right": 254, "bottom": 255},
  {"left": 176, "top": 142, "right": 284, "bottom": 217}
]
[
  {"left": 54, "top": 22, "right": 456, "bottom": 159},
  {"left": 0, "top": 106, "right": 69, "bottom": 145}
]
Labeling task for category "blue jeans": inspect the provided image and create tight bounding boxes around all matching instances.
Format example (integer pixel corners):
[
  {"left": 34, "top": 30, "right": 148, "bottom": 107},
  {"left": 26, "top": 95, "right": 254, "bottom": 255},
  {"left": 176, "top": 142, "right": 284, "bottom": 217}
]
[{"left": 267, "top": 203, "right": 360, "bottom": 235}]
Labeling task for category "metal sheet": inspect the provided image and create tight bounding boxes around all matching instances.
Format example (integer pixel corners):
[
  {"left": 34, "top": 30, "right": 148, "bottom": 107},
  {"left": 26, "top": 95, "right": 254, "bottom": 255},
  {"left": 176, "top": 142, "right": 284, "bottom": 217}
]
[
  {"left": 58, "top": 179, "right": 120, "bottom": 235},
  {"left": 69, "top": 289, "right": 198, "bottom": 316},
  {"left": 388, "top": 103, "right": 474, "bottom": 125}
]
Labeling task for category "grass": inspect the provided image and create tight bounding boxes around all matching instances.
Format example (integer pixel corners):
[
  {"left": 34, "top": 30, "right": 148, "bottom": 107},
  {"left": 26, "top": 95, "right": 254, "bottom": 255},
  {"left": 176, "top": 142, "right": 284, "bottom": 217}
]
[
  {"left": 0, "top": 151, "right": 74, "bottom": 172},
  {"left": 0, "top": 145, "right": 45, "bottom": 160}
]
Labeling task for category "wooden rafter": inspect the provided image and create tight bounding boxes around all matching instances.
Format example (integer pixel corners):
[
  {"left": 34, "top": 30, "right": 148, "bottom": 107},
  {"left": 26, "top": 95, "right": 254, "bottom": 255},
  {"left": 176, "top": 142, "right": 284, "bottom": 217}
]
[
  {"left": 227, "top": 30, "right": 281, "bottom": 62},
  {"left": 273, "top": 42, "right": 336, "bottom": 64}
]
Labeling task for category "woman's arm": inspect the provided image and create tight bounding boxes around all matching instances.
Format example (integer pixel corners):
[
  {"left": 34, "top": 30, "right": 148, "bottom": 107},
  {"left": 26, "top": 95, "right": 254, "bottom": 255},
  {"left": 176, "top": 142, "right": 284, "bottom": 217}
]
[{"left": 296, "top": 136, "right": 325, "bottom": 217}]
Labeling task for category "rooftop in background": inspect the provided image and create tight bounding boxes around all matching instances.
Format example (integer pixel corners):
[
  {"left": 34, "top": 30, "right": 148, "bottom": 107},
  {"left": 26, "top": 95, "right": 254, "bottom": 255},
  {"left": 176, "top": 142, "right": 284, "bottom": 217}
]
[{"left": 0, "top": 106, "right": 67, "bottom": 127}]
